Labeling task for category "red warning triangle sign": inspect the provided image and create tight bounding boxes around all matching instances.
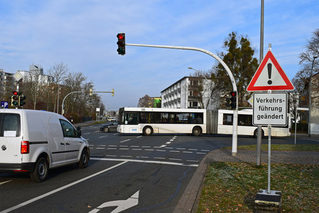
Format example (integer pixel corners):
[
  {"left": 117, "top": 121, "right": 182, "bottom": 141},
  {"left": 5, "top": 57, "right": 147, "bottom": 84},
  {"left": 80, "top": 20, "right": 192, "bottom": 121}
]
[{"left": 247, "top": 50, "right": 294, "bottom": 91}]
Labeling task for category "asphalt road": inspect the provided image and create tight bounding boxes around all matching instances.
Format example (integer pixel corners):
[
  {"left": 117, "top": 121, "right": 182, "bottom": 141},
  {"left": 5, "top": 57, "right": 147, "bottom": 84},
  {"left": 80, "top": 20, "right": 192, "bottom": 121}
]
[{"left": 0, "top": 123, "right": 315, "bottom": 213}]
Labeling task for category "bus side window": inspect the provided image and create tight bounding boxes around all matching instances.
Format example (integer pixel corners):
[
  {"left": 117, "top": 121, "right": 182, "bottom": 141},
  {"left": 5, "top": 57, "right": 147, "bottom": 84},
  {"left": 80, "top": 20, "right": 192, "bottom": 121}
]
[{"left": 223, "top": 114, "right": 233, "bottom": 125}]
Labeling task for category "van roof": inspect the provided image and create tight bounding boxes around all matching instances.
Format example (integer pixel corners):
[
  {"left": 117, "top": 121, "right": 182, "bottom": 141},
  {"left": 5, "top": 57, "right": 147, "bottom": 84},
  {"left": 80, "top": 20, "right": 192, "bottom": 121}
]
[{"left": 0, "top": 109, "right": 64, "bottom": 118}]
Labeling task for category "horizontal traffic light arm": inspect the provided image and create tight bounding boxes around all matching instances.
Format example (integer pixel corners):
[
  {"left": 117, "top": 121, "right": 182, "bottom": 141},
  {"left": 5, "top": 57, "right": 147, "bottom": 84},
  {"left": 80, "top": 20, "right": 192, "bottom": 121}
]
[{"left": 124, "top": 41, "right": 239, "bottom": 155}]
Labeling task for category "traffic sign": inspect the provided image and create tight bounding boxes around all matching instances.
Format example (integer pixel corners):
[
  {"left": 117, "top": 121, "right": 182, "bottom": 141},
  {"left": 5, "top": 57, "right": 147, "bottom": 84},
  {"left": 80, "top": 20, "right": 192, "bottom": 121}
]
[
  {"left": 253, "top": 93, "right": 287, "bottom": 126},
  {"left": 247, "top": 50, "right": 294, "bottom": 91},
  {"left": 1, "top": 101, "right": 9, "bottom": 108}
]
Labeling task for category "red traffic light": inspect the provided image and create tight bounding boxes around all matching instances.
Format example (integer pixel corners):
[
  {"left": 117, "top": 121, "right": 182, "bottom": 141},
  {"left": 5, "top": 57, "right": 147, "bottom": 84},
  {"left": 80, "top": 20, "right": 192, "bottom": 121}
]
[
  {"left": 230, "top": 91, "right": 236, "bottom": 97},
  {"left": 13, "top": 91, "right": 18, "bottom": 96},
  {"left": 117, "top": 33, "right": 124, "bottom": 40}
]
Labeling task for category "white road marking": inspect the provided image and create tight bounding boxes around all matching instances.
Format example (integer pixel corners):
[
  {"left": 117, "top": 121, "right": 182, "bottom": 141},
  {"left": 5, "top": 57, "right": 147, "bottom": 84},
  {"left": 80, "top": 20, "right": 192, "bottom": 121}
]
[
  {"left": 132, "top": 148, "right": 142, "bottom": 151},
  {"left": 130, "top": 145, "right": 139, "bottom": 148},
  {"left": 196, "top": 152, "right": 206, "bottom": 155},
  {"left": 113, "top": 133, "right": 119, "bottom": 136},
  {"left": 107, "top": 148, "right": 117, "bottom": 150},
  {"left": 154, "top": 157, "right": 166, "bottom": 160},
  {"left": 144, "top": 149, "right": 154, "bottom": 151},
  {"left": 201, "top": 149, "right": 210, "bottom": 152},
  {"left": 89, "top": 190, "right": 139, "bottom": 213},
  {"left": 189, "top": 149, "right": 197, "bottom": 151},
  {"left": 168, "top": 158, "right": 182, "bottom": 161},
  {"left": 91, "top": 157, "right": 198, "bottom": 167},
  {"left": 186, "top": 160, "right": 199, "bottom": 163},
  {"left": 176, "top": 148, "right": 186, "bottom": 150},
  {"left": 109, "top": 145, "right": 117, "bottom": 147},
  {"left": 96, "top": 147, "right": 105, "bottom": 150},
  {"left": 120, "top": 139, "right": 131, "bottom": 143},
  {"left": 119, "top": 148, "right": 129, "bottom": 151},
  {"left": 156, "top": 149, "right": 166, "bottom": 152},
  {"left": 159, "top": 145, "right": 166, "bottom": 148},
  {"left": 119, "top": 145, "right": 128, "bottom": 147},
  {"left": 141, "top": 146, "right": 151, "bottom": 148},
  {"left": 120, "top": 155, "right": 132, "bottom": 158},
  {"left": 0, "top": 180, "right": 12, "bottom": 185},
  {"left": 169, "top": 150, "right": 180, "bottom": 153},
  {"left": 182, "top": 151, "right": 193, "bottom": 154},
  {"left": 1, "top": 161, "right": 127, "bottom": 213},
  {"left": 136, "top": 136, "right": 143, "bottom": 139}
]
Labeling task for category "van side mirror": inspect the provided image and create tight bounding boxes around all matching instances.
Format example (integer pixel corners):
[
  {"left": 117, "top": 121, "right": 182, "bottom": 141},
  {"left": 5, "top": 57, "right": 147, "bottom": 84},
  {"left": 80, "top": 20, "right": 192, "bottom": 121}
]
[{"left": 76, "top": 127, "right": 82, "bottom": 137}]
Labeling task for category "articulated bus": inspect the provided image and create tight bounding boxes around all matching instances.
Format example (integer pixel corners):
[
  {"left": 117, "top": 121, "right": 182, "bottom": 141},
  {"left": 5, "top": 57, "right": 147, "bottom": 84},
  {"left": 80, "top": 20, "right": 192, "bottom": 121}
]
[
  {"left": 217, "top": 109, "right": 291, "bottom": 137},
  {"left": 117, "top": 107, "right": 206, "bottom": 136}
]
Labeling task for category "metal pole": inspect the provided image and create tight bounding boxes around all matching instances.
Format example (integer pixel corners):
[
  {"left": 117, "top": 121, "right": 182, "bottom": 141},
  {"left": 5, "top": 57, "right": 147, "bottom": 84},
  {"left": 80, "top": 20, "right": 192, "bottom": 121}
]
[
  {"left": 61, "top": 91, "right": 82, "bottom": 115},
  {"left": 126, "top": 43, "right": 238, "bottom": 155},
  {"left": 257, "top": 0, "right": 264, "bottom": 166},
  {"left": 268, "top": 124, "right": 271, "bottom": 193},
  {"left": 294, "top": 104, "right": 297, "bottom": 145}
]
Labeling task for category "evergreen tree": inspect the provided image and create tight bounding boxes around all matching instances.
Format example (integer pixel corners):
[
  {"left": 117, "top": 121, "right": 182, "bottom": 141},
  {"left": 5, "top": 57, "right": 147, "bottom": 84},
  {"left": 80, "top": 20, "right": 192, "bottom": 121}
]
[{"left": 212, "top": 32, "right": 258, "bottom": 107}]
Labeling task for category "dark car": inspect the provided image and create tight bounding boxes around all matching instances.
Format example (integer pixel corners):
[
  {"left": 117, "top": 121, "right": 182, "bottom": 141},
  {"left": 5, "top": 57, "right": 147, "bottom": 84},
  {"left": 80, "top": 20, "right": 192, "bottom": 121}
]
[{"left": 100, "top": 122, "right": 118, "bottom": 133}]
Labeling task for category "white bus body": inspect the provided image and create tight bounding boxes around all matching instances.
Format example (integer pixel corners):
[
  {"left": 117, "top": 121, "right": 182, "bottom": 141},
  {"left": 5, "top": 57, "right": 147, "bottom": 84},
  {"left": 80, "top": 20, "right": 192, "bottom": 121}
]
[
  {"left": 117, "top": 107, "right": 206, "bottom": 136},
  {"left": 217, "top": 109, "right": 290, "bottom": 137}
]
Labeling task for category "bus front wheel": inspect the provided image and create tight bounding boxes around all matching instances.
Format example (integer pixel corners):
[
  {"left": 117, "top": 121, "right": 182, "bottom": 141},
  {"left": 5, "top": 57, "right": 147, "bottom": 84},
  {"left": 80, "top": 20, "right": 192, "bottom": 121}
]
[
  {"left": 192, "top": 126, "right": 202, "bottom": 136},
  {"left": 143, "top": 126, "right": 153, "bottom": 136}
]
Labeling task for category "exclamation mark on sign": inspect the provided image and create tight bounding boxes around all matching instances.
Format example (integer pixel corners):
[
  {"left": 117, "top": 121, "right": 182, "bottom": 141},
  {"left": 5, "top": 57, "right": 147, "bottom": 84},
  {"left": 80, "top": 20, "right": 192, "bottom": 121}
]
[{"left": 267, "top": 63, "right": 272, "bottom": 85}]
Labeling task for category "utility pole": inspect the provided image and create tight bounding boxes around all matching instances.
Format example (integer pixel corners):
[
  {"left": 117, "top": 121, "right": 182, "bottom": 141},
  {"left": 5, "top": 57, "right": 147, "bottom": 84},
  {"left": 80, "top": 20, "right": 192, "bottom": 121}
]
[{"left": 256, "top": 0, "right": 264, "bottom": 166}]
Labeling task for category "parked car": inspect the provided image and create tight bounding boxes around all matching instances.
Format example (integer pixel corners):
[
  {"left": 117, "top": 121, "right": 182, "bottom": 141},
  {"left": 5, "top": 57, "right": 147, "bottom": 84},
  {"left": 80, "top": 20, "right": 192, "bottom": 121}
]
[
  {"left": 0, "top": 109, "right": 90, "bottom": 182},
  {"left": 100, "top": 122, "right": 118, "bottom": 133}
]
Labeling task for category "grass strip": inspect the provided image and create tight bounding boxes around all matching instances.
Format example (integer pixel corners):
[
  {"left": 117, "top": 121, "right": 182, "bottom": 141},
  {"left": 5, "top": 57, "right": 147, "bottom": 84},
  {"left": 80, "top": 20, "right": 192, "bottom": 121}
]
[
  {"left": 224, "top": 144, "right": 319, "bottom": 152},
  {"left": 197, "top": 162, "right": 319, "bottom": 212}
]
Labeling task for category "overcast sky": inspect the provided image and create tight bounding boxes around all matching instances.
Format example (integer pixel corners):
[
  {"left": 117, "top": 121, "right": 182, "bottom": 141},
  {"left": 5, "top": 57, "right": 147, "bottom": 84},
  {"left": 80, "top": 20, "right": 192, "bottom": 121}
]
[{"left": 1, "top": 0, "right": 318, "bottom": 110}]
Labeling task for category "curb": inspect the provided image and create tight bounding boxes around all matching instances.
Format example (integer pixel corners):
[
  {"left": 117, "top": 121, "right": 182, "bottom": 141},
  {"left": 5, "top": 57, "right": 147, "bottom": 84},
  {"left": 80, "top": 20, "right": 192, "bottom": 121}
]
[{"left": 173, "top": 155, "right": 209, "bottom": 213}]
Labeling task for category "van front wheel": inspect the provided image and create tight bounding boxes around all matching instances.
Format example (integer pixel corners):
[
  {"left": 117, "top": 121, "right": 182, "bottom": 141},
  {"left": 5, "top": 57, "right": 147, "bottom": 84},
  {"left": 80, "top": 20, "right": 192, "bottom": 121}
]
[
  {"left": 30, "top": 157, "right": 48, "bottom": 182},
  {"left": 78, "top": 149, "right": 89, "bottom": 168}
]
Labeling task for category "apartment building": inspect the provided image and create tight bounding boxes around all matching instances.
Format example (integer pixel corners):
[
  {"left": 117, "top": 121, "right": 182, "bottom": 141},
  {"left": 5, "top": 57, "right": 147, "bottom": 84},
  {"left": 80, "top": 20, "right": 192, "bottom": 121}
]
[{"left": 161, "top": 76, "right": 219, "bottom": 110}]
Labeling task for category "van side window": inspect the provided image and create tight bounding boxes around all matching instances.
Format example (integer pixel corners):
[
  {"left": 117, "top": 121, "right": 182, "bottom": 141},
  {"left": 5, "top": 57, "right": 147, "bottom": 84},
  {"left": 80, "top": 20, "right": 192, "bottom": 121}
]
[
  {"left": 0, "top": 113, "right": 21, "bottom": 137},
  {"left": 59, "top": 119, "right": 78, "bottom": 138}
]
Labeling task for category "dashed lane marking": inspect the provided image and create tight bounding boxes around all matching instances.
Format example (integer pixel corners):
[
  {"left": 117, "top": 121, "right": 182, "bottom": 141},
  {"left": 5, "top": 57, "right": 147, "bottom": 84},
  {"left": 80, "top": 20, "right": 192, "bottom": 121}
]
[
  {"left": 0, "top": 180, "right": 12, "bottom": 186},
  {"left": 196, "top": 152, "right": 206, "bottom": 155},
  {"left": 120, "top": 139, "right": 131, "bottom": 143},
  {"left": 1, "top": 161, "right": 127, "bottom": 213}
]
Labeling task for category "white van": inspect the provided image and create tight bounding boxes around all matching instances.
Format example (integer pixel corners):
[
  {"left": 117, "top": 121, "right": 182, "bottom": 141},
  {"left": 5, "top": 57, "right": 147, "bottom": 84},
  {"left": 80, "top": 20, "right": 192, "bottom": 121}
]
[{"left": 0, "top": 109, "right": 90, "bottom": 182}]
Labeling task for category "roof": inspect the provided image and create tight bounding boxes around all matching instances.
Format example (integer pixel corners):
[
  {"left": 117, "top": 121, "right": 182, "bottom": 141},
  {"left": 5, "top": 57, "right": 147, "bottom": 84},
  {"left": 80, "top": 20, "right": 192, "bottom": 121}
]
[{"left": 160, "top": 76, "right": 205, "bottom": 93}]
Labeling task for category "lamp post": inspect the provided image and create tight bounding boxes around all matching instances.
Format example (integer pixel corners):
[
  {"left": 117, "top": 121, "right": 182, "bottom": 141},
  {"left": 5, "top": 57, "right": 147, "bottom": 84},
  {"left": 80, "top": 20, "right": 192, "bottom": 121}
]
[{"left": 308, "top": 56, "right": 318, "bottom": 136}]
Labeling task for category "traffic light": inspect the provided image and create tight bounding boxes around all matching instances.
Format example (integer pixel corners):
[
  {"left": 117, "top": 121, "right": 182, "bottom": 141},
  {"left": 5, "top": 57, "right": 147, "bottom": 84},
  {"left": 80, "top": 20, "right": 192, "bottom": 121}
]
[
  {"left": 117, "top": 33, "right": 125, "bottom": 55},
  {"left": 11, "top": 91, "right": 19, "bottom": 107},
  {"left": 230, "top": 91, "right": 236, "bottom": 109},
  {"left": 89, "top": 88, "right": 93, "bottom": 96},
  {"left": 19, "top": 93, "right": 26, "bottom": 107},
  {"left": 112, "top": 88, "right": 114, "bottom": 96}
]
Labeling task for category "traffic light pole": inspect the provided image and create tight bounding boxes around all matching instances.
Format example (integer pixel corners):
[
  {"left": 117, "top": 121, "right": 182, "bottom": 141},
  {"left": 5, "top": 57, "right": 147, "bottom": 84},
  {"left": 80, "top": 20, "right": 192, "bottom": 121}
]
[
  {"left": 126, "top": 43, "right": 239, "bottom": 155},
  {"left": 61, "top": 91, "right": 82, "bottom": 115}
]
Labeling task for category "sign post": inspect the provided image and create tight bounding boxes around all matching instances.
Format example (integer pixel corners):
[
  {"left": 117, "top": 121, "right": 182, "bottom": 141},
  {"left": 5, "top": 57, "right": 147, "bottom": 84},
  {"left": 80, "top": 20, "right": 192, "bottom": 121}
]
[{"left": 247, "top": 49, "right": 294, "bottom": 209}]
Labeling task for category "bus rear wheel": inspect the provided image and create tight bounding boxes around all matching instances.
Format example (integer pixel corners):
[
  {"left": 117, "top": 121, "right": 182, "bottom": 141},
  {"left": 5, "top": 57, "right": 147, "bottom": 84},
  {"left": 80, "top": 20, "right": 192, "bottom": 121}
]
[
  {"left": 143, "top": 126, "right": 153, "bottom": 136},
  {"left": 192, "top": 126, "right": 202, "bottom": 136}
]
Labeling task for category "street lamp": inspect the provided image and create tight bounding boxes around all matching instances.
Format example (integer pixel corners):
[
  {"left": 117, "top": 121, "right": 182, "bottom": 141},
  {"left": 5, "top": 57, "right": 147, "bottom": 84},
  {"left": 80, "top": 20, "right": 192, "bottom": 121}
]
[{"left": 308, "top": 55, "right": 318, "bottom": 136}]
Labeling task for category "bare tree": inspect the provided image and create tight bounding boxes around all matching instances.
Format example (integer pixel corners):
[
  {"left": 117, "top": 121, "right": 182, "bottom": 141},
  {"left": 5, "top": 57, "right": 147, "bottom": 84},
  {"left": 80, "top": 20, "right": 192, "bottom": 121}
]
[
  {"left": 293, "top": 29, "right": 319, "bottom": 106},
  {"left": 138, "top": 95, "right": 153, "bottom": 107},
  {"left": 48, "top": 63, "right": 68, "bottom": 113}
]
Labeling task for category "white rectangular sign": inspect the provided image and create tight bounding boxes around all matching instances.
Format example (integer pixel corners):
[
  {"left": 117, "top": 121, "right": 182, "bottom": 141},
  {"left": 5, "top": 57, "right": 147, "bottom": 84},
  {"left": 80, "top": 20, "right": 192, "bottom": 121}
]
[{"left": 253, "top": 93, "right": 287, "bottom": 126}]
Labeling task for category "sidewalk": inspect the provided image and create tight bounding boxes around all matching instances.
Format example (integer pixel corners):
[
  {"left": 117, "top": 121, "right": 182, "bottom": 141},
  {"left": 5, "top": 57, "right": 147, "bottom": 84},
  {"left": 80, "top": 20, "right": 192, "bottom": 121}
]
[{"left": 174, "top": 148, "right": 319, "bottom": 213}]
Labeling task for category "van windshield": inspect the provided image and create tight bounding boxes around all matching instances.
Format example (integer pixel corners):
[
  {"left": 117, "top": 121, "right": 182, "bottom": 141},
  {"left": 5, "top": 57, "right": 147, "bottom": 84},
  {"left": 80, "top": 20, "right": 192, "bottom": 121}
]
[{"left": 0, "top": 113, "right": 21, "bottom": 137}]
